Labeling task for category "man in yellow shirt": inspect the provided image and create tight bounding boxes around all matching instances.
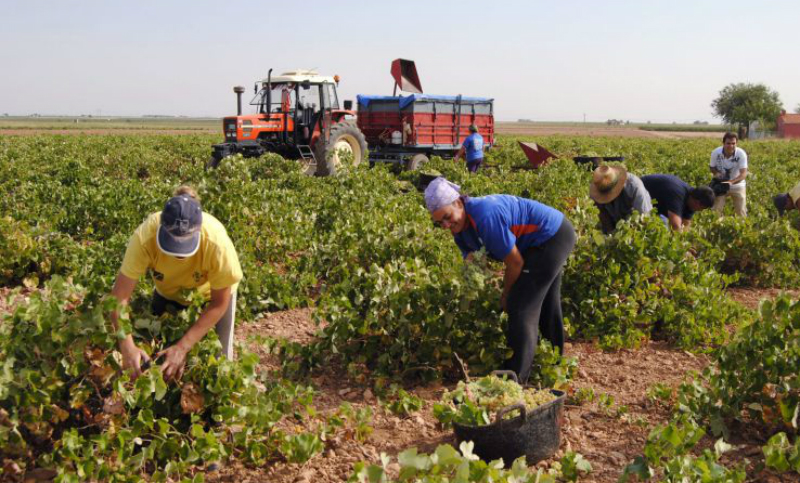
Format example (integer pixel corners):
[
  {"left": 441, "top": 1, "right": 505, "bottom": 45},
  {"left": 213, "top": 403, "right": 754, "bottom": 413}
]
[
  {"left": 109, "top": 186, "right": 243, "bottom": 380},
  {"left": 773, "top": 182, "right": 800, "bottom": 220}
]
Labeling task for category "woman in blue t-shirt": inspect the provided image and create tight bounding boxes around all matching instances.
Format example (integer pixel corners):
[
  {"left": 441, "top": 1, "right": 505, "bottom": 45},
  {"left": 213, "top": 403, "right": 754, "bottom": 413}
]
[{"left": 424, "top": 177, "right": 576, "bottom": 383}]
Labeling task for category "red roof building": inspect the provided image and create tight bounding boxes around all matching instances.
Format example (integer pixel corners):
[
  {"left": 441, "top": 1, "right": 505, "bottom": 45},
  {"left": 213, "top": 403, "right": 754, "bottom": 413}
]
[{"left": 777, "top": 110, "right": 800, "bottom": 139}]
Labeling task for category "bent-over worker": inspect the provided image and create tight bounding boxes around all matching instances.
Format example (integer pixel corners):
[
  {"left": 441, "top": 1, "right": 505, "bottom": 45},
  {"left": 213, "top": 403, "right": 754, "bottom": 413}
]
[
  {"left": 773, "top": 182, "right": 800, "bottom": 220},
  {"left": 424, "top": 177, "right": 576, "bottom": 383},
  {"left": 589, "top": 164, "right": 652, "bottom": 234},
  {"left": 641, "top": 174, "right": 715, "bottom": 232},
  {"left": 109, "top": 186, "right": 242, "bottom": 381}
]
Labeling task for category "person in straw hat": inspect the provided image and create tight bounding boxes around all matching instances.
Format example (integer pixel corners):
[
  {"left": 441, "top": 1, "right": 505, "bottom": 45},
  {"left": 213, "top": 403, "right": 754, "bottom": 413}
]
[
  {"left": 423, "top": 177, "right": 576, "bottom": 384},
  {"left": 589, "top": 164, "right": 652, "bottom": 234}
]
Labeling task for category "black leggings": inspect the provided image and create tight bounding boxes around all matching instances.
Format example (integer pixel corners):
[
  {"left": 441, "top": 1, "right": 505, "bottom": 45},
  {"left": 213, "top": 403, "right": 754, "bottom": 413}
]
[{"left": 503, "top": 218, "right": 576, "bottom": 384}]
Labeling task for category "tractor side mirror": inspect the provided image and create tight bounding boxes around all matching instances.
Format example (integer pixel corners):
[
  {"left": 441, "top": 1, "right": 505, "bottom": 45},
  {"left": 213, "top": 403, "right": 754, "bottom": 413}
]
[
  {"left": 301, "top": 80, "right": 312, "bottom": 90},
  {"left": 343, "top": 100, "right": 353, "bottom": 110}
]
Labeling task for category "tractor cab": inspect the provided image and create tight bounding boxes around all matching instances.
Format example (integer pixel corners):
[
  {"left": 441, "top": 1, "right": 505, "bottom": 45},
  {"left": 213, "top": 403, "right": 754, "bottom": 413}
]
[{"left": 248, "top": 71, "right": 344, "bottom": 147}]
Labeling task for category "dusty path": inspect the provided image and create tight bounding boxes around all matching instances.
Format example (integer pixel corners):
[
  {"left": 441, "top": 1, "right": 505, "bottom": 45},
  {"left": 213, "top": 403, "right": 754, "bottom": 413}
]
[
  {"left": 0, "top": 128, "right": 217, "bottom": 136},
  {"left": 496, "top": 122, "right": 722, "bottom": 139}
]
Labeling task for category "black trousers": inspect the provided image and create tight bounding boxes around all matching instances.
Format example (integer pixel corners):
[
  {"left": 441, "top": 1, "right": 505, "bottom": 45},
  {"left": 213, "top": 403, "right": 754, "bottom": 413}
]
[
  {"left": 151, "top": 290, "right": 188, "bottom": 316},
  {"left": 503, "top": 218, "right": 576, "bottom": 384}
]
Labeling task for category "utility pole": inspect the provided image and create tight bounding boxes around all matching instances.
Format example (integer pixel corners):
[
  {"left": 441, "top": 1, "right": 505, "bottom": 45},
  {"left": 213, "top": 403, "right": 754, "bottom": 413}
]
[{"left": 583, "top": 113, "right": 586, "bottom": 124}]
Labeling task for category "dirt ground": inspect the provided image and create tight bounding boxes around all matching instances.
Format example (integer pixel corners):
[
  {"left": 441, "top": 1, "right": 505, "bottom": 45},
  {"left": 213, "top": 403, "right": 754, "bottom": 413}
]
[
  {"left": 727, "top": 286, "right": 800, "bottom": 311},
  {"left": 495, "top": 123, "right": 722, "bottom": 139},
  {"left": 0, "top": 129, "right": 216, "bottom": 136},
  {"left": 201, "top": 287, "right": 800, "bottom": 483}
]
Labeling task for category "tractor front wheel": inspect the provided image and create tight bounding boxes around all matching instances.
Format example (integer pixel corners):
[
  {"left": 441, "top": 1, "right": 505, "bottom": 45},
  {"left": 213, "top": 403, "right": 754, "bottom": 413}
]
[{"left": 315, "top": 121, "right": 368, "bottom": 176}]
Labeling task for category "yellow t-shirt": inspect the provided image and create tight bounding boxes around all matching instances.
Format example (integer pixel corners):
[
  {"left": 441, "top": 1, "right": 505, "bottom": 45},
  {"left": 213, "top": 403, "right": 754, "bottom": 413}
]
[
  {"left": 789, "top": 182, "right": 800, "bottom": 205},
  {"left": 120, "top": 212, "right": 242, "bottom": 305}
]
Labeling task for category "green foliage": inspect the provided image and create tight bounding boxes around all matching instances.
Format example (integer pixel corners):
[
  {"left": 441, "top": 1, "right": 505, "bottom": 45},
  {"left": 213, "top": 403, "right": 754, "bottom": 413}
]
[
  {"left": 5, "top": 132, "right": 800, "bottom": 479},
  {"left": 2, "top": 134, "right": 799, "bottom": 384},
  {"left": 675, "top": 297, "right": 800, "bottom": 439},
  {"left": 620, "top": 416, "right": 745, "bottom": 483},
  {"left": 0, "top": 277, "right": 322, "bottom": 480},
  {"left": 348, "top": 442, "right": 591, "bottom": 483},
  {"left": 711, "top": 82, "right": 783, "bottom": 129},
  {"left": 528, "top": 340, "right": 578, "bottom": 391},
  {"left": 763, "top": 432, "right": 800, "bottom": 472},
  {"left": 555, "top": 452, "right": 593, "bottom": 482},
  {"left": 382, "top": 386, "right": 424, "bottom": 417},
  {"left": 563, "top": 214, "right": 744, "bottom": 350},
  {"left": 337, "top": 402, "right": 375, "bottom": 442}
]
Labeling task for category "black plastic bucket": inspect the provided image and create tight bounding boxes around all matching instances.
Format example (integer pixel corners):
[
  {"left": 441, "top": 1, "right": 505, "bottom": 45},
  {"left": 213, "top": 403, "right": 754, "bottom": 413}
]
[{"left": 452, "top": 372, "right": 564, "bottom": 465}]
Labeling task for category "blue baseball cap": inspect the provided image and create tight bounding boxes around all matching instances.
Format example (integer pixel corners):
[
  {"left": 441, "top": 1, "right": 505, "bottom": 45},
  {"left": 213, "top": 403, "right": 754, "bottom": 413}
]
[{"left": 157, "top": 195, "right": 202, "bottom": 257}]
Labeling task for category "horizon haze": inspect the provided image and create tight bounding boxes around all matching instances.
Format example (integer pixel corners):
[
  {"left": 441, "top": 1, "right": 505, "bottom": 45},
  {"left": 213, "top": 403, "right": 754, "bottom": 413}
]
[{"left": 2, "top": 0, "right": 799, "bottom": 123}]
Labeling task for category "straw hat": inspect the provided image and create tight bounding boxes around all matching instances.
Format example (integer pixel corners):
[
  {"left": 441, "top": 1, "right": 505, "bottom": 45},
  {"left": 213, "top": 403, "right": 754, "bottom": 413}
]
[{"left": 589, "top": 165, "right": 628, "bottom": 204}]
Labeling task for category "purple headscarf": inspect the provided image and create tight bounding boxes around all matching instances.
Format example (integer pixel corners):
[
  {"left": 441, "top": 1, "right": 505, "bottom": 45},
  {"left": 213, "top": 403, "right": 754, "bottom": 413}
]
[{"left": 424, "top": 177, "right": 461, "bottom": 213}]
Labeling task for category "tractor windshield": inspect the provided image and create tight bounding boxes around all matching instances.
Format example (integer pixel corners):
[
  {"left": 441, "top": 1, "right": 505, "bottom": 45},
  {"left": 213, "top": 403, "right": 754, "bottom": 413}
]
[{"left": 251, "top": 83, "right": 296, "bottom": 114}]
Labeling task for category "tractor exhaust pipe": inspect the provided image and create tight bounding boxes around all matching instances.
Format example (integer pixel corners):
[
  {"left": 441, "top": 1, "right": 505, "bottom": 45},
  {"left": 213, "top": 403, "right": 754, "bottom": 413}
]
[
  {"left": 265, "top": 68, "right": 273, "bottom": 116},
  {"left": 233, "top": 86, "right": 245, "bottom": 115}
]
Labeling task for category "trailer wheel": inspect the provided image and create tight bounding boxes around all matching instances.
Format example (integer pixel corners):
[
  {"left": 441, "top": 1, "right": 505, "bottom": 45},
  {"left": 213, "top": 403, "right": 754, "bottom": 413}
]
[
  {"left": 315, "top": 121, "right": 368, "bottom": 176},
  {"left": 405, "top": 154, "right": 429, "bottom": 171}
]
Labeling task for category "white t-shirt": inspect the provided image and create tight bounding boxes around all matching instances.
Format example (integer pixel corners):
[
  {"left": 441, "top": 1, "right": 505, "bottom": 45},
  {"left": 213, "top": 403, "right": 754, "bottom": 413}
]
[{"left": 710, "top": 146, "right": 748, "bottom": 191}]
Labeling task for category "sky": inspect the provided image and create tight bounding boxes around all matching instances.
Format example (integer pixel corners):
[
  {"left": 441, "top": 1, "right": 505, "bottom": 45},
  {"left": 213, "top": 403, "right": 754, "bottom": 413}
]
[{"left": 2, "top": 0, "right": 799, "bottom": 123}]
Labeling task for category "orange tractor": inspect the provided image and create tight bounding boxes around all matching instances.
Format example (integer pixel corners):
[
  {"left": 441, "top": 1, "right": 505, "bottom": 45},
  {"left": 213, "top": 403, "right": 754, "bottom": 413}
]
[{"left": 210, "top": 69, "right": 367, "bottom": 176}]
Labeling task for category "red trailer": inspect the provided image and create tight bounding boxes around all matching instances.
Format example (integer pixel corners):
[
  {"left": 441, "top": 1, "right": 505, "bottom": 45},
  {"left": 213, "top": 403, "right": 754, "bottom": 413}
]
[{"left": 356, "top": 93, "right": 494, "bottom": 170}]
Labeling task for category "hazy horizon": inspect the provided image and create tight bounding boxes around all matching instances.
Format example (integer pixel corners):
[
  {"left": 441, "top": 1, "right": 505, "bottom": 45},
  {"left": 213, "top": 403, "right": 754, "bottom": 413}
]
[{"left": 3, "top": 0, "right": 799, "bottom": 123}]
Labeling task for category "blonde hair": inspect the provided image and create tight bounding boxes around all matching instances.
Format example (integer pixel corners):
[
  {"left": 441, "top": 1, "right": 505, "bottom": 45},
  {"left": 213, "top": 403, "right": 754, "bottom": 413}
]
[{"left": 174, "top": 185, "right": 200, "bottom": 201}]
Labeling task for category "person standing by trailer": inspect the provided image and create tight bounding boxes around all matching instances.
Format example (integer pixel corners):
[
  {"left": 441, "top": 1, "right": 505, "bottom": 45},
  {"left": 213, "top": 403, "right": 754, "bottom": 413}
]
[
  {"left": 710, "top": 132, "right": 748, "bottom": 217},
  {"left": 108, "top": 186, "right": 243, "bottom": 381},
  {"left": 424, "top": 177, "right": 576, "bottom": 383},
  {"left": 454, "top": 124, "right": 485, "bottom": 173}
]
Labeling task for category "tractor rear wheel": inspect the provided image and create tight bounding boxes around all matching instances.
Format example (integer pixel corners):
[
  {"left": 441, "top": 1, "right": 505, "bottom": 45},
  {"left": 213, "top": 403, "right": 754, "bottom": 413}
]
[
  {"left": 315, "top": 121, "right": 368, "bottom": 176},
  {"left": 405, "top": 154, "right": 429, "bottom": 171}
]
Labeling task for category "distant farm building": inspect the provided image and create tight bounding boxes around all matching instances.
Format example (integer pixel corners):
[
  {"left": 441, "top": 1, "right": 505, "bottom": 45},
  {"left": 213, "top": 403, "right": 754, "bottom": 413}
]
[{"left": 777, "top": 110, "right": 800, "bottom": 139}]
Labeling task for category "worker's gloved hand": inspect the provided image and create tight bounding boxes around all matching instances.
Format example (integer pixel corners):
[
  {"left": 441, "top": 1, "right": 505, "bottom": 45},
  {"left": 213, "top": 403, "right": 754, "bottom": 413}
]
[
  {"left": 119, "top": 339, "right": 150, "bottom": 380},
  {"left": 157, "top": 343, "right": 190, "bottom": 382}
]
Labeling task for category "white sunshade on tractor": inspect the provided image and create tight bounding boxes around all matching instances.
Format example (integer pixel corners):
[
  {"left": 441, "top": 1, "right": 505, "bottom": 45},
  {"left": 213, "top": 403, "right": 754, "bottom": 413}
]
[{"left": 261, "top": 70, "right": 337, "bottom": 85}]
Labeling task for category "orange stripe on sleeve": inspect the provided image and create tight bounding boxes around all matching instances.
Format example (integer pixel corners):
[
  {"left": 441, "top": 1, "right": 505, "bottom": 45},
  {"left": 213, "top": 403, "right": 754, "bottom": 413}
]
[{"left": 510, "top": 224, "right": 539, "bottom": 237}]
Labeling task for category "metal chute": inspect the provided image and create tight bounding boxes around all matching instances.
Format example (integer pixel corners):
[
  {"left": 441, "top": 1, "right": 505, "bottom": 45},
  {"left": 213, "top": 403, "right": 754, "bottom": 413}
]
[
  {"left": 518, "top": 142, "right": 557, "bottom": 168},
  {"left": 391, "top": 58, "right": 423, "bottom": 95}
]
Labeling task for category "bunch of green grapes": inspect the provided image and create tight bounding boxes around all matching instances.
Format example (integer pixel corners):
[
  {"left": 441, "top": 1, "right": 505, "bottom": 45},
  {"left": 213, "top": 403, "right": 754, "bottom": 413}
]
[{"left": 435, "top": 375, "right": 556, "bottom": 426}]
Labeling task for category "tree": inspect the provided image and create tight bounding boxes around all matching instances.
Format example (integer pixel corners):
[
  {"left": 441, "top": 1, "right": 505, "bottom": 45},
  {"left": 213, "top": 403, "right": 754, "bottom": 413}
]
[
  {"left": 795, "top": 104, "right": 800, "bottom": 114},
  {"left": 711, "top": 83, "right": 783, "bottom": 134}
]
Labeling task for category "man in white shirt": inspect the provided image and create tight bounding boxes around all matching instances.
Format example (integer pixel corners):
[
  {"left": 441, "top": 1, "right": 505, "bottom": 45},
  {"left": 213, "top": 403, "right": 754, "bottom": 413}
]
[{"left": 710, "top": 132, "right": 748, "bottom": 217}]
